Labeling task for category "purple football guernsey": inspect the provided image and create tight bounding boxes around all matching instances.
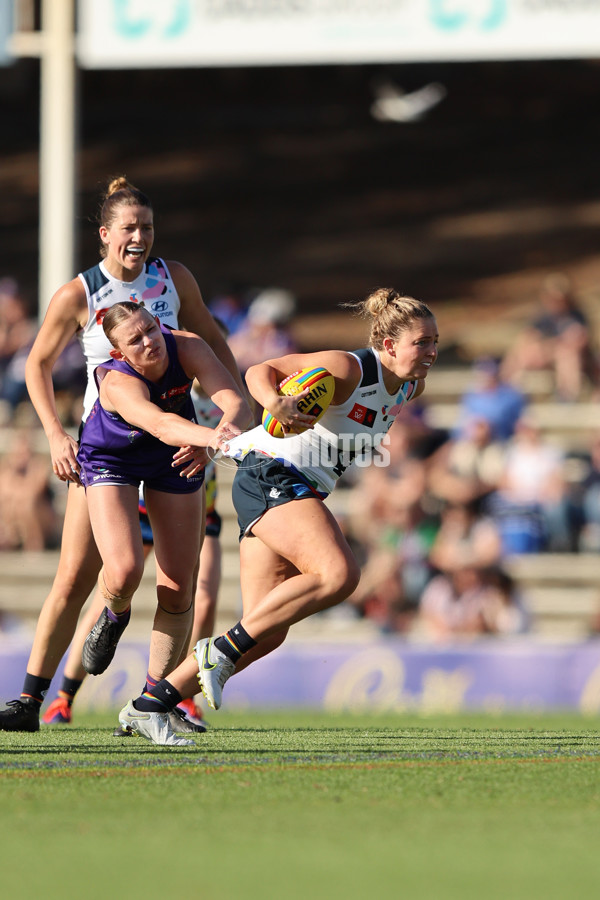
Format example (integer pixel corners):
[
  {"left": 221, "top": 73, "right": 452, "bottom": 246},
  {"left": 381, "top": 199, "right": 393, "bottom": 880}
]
[{"left": 77, "top": 327, "right": 204, "bottom": 493}]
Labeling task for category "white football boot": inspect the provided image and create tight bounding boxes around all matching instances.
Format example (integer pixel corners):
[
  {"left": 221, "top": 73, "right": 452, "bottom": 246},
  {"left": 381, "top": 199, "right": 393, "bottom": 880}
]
[
  {"left": 194, "top": 638, "right": 236, "bottom": 710},
  {"left": 118, "top": 700, "right": 195, "bottom": 746}
]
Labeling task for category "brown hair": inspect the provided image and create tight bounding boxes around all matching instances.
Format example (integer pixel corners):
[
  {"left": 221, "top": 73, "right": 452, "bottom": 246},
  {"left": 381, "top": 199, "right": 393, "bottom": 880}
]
[
  {"left": 97, "top": 176, "right": 152, "bottom": 257},
  {"left": 102, "top": 301, "right": 152, "bottom": 347},
  {"left": 344, "top": 288, "right": 434, "bottom": 350}
]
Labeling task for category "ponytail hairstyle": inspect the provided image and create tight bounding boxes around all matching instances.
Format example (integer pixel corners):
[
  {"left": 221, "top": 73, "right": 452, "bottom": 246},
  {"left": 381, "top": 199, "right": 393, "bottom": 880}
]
[
  {"left": 97, "top": 176, "right": 153, "bottom": 258},
  {"left": 344, "top": 288, "right": 434, "bottom": 350},
  {"left": 102, "top": 301, "right": 151, "bottom": 348}
]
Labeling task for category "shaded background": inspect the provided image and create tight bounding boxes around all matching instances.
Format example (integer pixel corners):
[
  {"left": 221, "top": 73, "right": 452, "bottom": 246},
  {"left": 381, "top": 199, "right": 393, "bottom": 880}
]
[
  {"left": 3, "top": 26, "right": 600, "bottom": 707},
  {"left": 2, "top": 56, "right": 600, "bottom": 354}
]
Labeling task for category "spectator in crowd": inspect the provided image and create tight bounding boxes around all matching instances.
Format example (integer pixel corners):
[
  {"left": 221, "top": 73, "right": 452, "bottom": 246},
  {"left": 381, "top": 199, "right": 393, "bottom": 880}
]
[
  {"left": 484, "top": 415, "right": 573, "bottom": 554},
  {"left": 3, "top": 335, "right": 86, "bottom": 425},
  {"left": 228, "top": 287, "right": 297, "bottom": 377},
  {"left": 478, "top": 567, "right": 531, "bottom": 636},
  {"left": 345, "top": 418, "right": 430, "bottom": 542},
  {"left": 427, "top": 415, "right": 506, "bottom": 508},
  {"left": 416, "top": 564, "right": 493, "bottom": 641},
  {"left": 0, "top": 429, "right": 60, "bottom": 551},
  {"left": 346, "top": 496, "right": 438, "bottom": 634},
  {"left": 575, "top": 433, "right": 600, "bottom": 552},
  {"left": 410, "top": 498, "right": 531, "bottom": 641},
  {"left": 0, "top": 278, "right": 37, "bottom": 419},
  {"left": 208, "top": 289, "right": 249, "bottom": 337},
  {"left": 341, "top": 415, "right": 438, "bottom": 632},
  {"left": 454, "top": 356, "right": 527, "bottom": 442},
  {"left": 427, "top": 498, "right": 503, "bottom": 575},
  {"left": 416, "top": 563, "right": 530, "bottom": 642},
  {"left": 500, "top": 272, "right": 599, "bottom": 402}
]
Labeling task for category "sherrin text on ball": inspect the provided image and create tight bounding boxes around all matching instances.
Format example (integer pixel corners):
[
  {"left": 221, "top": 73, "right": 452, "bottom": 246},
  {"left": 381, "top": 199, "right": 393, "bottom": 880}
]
[{"left": 262, "top": 366, "right": 335, "bottom": 438}]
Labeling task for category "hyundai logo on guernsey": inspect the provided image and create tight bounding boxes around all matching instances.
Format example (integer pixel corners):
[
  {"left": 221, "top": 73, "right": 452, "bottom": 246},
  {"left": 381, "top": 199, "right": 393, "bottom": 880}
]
[{"left": 150, "top": 300, "right": 169, "bottom": 315}]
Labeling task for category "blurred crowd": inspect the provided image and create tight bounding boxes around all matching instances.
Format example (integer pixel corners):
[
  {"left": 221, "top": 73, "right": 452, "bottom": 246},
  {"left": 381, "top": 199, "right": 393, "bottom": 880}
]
[
  {"left": 2, "top": 273, "right": 600, "bottom": 640},
  {"left": 332, "top": 272, "right": 600, "bottom": 641}
]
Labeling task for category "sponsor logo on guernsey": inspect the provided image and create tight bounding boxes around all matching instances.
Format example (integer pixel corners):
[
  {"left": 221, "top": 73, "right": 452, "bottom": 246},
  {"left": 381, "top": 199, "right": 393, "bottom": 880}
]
[
  {"left": 360, "top": 389, "right": 377, "bottom": 397},
  {"left": 348, "top": 404, "right": 377, "bottom": 428},
  {"left": 161, "top": 384, "right": 190, "bottom": 400},
  {"left": 95, "top": 307, "right": 109, "bottom": 326},
  {"left": 150, "top": 300, "right": 169, "bottom": 315}
]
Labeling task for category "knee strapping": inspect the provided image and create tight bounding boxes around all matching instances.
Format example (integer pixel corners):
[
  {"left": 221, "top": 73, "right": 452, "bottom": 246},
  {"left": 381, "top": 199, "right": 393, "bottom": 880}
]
[
  {"left": 99, "top": 570, "right": 133, "bottom": 606},
  {"left": 156, "top": 601, "right": 193, "bottom": 616}
]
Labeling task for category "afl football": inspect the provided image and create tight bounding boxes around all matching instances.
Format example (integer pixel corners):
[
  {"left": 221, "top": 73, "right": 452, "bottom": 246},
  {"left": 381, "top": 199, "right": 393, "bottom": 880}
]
[{"left": 261, "top": 366, "right": 335, "bottom": 438}]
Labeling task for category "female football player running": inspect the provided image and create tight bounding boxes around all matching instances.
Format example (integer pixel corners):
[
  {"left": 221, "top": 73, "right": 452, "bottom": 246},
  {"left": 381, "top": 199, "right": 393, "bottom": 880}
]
[{"left": 118, "top": 288, "right": 439, "bottom": 744}]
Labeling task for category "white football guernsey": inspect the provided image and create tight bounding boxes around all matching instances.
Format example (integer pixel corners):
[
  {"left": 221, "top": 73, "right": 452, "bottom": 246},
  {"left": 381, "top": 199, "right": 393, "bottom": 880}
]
[
  {"left": 224, "top": 348, "right": 418, "bottom": 496},
  {"left": 77, "top": 257, "right": 181, "bottom": 419}
]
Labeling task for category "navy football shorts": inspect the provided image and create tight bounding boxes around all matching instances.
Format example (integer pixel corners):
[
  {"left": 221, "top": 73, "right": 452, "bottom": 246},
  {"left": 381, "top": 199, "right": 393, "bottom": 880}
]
[{"left": 232, "top": 451, "right": 320, "bottom": 540}]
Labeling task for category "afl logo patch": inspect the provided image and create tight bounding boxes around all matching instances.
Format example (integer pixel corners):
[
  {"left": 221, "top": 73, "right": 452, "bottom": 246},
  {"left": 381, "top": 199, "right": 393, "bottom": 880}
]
[{"left": 348, "top": 403, "right": 377, "bottom": 427}]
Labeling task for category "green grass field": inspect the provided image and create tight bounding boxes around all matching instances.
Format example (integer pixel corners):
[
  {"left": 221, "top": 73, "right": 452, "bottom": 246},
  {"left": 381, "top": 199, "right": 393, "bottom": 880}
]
[{"left": 2, "top": 709, "right": 599, "bottom": 900}]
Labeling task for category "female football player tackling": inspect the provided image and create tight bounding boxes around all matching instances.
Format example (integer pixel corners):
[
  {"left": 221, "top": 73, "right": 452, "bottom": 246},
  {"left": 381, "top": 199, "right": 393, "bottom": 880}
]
[
  {"left": 117, "top": 288, "right": 439, "bottom": 745},
  {"left": 78, "top": 301, "right": 248, "bottom": 746}
]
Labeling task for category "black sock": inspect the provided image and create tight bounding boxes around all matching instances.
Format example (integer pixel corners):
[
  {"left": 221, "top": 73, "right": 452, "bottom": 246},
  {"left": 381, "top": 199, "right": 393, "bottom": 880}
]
[
  {"left": 21, "top": 673, "right": 52, "bottom": 706},
  {"left": 58, "top": 677, "right": 83, "bottom": 705},
  {"left": 215, "top": 622, "right": 257, "bottom": 663},
  {"left": 133, "top": 680, "right": 182, "bottom": 713},
  {"left": 144, "top": 673, "right": 158, "bottom": 693}
]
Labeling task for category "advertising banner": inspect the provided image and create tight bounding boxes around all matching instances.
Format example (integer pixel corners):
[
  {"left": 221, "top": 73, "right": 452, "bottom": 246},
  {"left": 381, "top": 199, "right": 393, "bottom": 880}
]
[
  {"left": 0, "top": 0, "right": 13, "bottom": 67},
  {"left": 3, "top": 636, "right": 600, "bottom": 713},
  {"left": 78, "top": 1, "right": 600, "bottom": 68}
]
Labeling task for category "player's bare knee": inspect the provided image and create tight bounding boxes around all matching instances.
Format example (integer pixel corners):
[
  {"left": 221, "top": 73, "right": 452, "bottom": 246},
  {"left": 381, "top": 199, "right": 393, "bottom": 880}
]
[
  {"left": 343, "top": 557, "right": 362, "bottom": 593},
  {"left": 323, "top": 557, "right": 361, "bottom": 603},
  {"left": 345, "top": 560, "right": 361, "bottom": 597}
]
